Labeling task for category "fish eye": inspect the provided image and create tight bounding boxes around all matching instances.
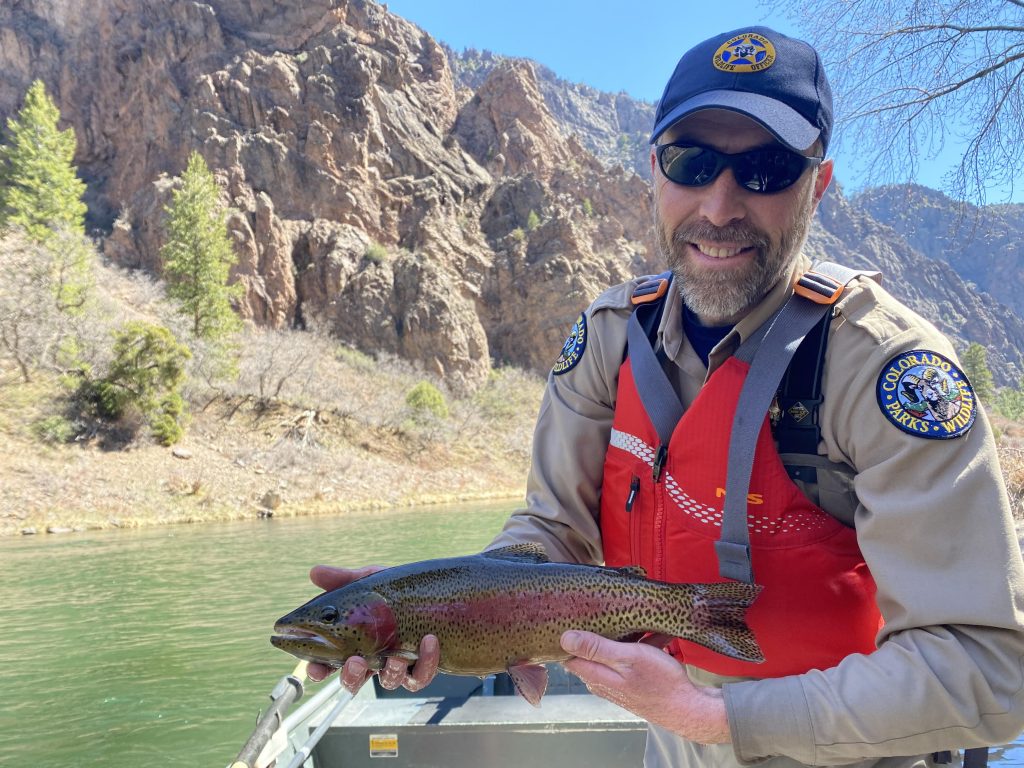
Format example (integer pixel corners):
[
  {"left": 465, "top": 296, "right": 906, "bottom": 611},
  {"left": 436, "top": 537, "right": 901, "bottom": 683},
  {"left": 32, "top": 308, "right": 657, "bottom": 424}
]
[{"left": 319, "top": 605, "right": 339, "bottom": 624}]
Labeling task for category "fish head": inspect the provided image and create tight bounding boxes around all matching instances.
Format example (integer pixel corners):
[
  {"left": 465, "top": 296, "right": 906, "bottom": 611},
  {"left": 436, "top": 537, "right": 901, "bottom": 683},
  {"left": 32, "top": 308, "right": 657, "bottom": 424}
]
[{"left": 271, "top": 589, "right": 397, "bottom": 668}]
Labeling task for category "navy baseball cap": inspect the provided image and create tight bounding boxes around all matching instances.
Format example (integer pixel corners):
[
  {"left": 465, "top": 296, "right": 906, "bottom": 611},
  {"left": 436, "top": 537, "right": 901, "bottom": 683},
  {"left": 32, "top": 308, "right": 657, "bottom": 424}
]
[{"left": 650, "top": 27, "right": 833, "bottom": 155}]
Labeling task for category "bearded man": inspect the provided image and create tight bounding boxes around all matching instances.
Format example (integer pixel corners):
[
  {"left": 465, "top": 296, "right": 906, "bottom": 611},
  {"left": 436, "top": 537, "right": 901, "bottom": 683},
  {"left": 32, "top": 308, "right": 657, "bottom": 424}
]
[{"left": 309, "top": 26, "right": 1024, "bottom": 768}]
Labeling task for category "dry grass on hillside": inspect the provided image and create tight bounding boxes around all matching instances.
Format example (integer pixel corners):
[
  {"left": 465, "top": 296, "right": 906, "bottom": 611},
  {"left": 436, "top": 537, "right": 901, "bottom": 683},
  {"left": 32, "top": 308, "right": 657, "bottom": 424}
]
[
  {"left": 0, "top": 332, "right": 546, "bottom": 537},
  {"left": 0, "top": 253, "right": 549, "bottom": 537}
]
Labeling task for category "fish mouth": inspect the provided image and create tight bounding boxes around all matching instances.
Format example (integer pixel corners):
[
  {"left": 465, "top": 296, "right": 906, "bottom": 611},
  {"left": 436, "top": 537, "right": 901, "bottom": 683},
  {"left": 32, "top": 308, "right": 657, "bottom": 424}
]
[
  {"left": 270, "top": 624, "right": 350, "bottom": 667},
  {"left": 271, "top": 623, "right": 334, "bottom": 647}
]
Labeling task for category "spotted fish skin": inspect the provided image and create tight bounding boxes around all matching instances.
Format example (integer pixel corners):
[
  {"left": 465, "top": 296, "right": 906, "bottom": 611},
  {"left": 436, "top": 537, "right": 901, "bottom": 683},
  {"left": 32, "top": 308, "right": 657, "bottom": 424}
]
[{"left": 272, "top": 543, "right": 763, "bottom": 684}]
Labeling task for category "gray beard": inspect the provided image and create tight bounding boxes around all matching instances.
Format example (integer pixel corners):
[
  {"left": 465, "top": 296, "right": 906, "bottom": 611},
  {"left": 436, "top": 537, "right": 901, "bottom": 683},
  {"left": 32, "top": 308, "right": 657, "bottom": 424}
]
[{"left": 655, "top": 183, "right": 816, "bottom": 323}]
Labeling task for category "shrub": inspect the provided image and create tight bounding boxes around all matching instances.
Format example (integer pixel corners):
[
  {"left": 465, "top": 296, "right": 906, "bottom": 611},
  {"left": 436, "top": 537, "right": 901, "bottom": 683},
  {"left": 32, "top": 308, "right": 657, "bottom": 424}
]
[
  {"left": 526, "top": 210, "right": 540, "bottom": 231},
  {"left": 405, "top": 380, "right": 448, "bottom": 420},
  {"left": 32, "top": 414, "right": 75, "bottom": 444},
  {"left": 365, "top": 242, "right": 388, "bottom": 264},
  {"left": 82, "top": 321, "right": 191, "bottom": 444}
]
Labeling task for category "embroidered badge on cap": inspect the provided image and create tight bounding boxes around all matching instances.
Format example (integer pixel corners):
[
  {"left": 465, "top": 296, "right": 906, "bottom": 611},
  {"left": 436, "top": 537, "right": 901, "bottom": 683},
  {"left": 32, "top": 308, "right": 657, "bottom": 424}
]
[
  {"left": 876, "top": 350, "right": 976, "bottom": 439},
  {"left": 713, "top": 33, "right": 777, "bottom": 73},
  {"left": 553, "top": 313, "right": 588, "bottom": 375}
]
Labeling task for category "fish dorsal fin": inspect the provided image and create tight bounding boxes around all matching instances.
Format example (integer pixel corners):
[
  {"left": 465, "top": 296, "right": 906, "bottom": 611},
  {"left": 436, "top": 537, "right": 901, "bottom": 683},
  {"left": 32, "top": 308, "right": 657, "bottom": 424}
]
[
  {"left": 481, "top": 543, "right": 550, "bottom": 564},
  {"left": 613, "top": 565, "right": 648, "bottom": 578}
]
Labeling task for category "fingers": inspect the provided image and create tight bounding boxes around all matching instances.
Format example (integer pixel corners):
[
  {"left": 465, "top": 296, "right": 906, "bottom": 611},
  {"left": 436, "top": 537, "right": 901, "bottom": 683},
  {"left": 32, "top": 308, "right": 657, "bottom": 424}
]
[
  {"left": 405, "top": 635, "right": 439, "bottom": 692},
  {"left": 309, "top": 564, "right": 383, "bottom": 591},
  {"left": 340, "top": 656, "right": 374, "bottom": 694},
  {"left": 561, "top": 630, "right": 615, "bottom": 664},
  {"left": 307, "top": 662, "right": 334, "bottom": 683},
  {"left": 379, "top": 635, "right": 440, "bottom": 692}
]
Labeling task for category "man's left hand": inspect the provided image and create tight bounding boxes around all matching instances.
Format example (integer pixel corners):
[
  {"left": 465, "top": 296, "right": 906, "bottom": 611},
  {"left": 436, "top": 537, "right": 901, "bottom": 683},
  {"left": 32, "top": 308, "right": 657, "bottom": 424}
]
[{"left": 560, "top": 630, "right": 731, "bottom": 745}]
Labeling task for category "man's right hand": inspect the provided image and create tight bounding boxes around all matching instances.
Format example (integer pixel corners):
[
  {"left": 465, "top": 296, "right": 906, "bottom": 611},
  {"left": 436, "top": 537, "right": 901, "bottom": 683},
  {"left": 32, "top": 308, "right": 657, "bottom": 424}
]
[{"left": 306, "top": 564, "right": 441, "bottom": 695}]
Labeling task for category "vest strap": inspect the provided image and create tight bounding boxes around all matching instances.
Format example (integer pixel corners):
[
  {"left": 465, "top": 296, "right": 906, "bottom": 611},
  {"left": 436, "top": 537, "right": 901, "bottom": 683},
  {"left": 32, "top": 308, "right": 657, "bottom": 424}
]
[
  {"left": 719, "top": 262, "right": 869, "bottom": 583},
  {"left": 627, "top": 273, "right": 681, "bottom": 448}
]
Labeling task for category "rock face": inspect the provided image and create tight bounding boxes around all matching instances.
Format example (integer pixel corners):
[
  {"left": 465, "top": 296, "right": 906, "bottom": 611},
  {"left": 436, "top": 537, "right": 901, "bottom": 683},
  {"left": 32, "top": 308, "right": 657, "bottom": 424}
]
[
  {"left": 1, "top": 0, "right": 1020, "bottom": 390},
  {"left": 811, "top": 185, "right": 1024, "bottom": 385},
  {"left": 855, "top": 185, "right": 1024, "bottom": 320},
  {"left": 0, "top": 0, "right": 656, "bottom": 392}
]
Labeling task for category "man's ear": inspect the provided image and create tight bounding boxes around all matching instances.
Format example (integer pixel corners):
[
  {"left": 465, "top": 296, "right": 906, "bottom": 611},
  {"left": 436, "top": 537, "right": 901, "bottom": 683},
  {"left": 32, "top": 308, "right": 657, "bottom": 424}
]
[
  {"left": 650, "top": 147, "right": 658, "bottom": 177},
  {"left": 814, "top": 158, "right": 834, "bottom": 203}
]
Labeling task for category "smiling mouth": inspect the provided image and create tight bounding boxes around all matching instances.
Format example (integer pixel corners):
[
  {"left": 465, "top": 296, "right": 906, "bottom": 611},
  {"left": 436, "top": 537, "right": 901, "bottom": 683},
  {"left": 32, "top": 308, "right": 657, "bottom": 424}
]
[{"left": 692, "top": 243, "right": 752, "bottom": 259}]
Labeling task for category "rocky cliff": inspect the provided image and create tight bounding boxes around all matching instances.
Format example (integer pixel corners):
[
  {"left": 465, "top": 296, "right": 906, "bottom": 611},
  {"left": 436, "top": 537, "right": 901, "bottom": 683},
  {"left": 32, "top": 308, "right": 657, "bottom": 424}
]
[
  {"left": 856, "top": 185, "right": 1024, "bottom": 320},
  {"left": 1, "top": 0, "right": 655, "bottom": 392},
  {"left": 1, "top": 0, "right": 1021, "bottom": 389}
]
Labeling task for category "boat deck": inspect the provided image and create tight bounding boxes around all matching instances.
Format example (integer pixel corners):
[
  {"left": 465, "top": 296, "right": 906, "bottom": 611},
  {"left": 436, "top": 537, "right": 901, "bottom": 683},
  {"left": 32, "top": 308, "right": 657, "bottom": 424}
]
[{"left": 305, "top": 668, "right": 647, "bottom": 767}]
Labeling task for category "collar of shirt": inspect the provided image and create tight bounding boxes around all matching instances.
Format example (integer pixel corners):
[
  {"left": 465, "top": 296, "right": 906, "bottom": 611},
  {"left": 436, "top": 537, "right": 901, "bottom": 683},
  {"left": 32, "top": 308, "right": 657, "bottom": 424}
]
[{"left": 659, "top": 254, "right": 812, "bottom": 381}]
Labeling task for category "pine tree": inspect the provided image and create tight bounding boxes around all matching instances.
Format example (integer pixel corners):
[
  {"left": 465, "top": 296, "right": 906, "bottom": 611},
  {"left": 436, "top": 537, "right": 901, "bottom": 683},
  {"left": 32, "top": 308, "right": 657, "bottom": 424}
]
[
  {"left": 0, "top": 80, "right": 87, "bottom": 243},
  {"left": 961, "top": 342, "right": 995, "bottom": 404},
  {"left": 160, "top": 151, "right": 241, "bottom": 341}
]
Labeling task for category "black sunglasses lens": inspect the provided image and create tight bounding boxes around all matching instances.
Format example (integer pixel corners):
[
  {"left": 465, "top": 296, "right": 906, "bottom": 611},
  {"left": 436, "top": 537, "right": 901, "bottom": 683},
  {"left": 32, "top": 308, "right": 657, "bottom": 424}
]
[
  {"left": 659, "top": 146, "right": 723, "bottom": 186},
  {"left": 659, "top": 144, "right": 815, "bottom": 193},
  {"left": 734, "top": 149, "right": 808, "bottom": 193}
]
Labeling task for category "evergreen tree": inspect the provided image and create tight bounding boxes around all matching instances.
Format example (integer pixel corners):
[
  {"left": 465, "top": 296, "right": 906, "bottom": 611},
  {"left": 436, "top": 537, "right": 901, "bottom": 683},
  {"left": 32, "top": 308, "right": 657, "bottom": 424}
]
[
  {"left": 961, "top": 342, "right": 995, "bottom": 403},
  {"left": 160, "top": 151, "right": 241, "bottom": 340},
  {"left": 0, "top": 80, "right": 87, "bottom": 243}
]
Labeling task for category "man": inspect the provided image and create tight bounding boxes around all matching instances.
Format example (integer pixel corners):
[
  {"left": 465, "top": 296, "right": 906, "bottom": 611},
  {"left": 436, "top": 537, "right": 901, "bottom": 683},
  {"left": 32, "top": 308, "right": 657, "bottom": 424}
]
[{"left": 310, "top": 27, "right": 1024, "bottom": 768}]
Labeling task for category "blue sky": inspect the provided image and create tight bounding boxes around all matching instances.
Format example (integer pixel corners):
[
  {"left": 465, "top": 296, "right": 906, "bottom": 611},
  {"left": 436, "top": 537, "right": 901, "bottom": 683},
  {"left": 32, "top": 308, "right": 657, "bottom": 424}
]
[{"left": 384, "top": 0, "right": 1020, "bottom": 203}]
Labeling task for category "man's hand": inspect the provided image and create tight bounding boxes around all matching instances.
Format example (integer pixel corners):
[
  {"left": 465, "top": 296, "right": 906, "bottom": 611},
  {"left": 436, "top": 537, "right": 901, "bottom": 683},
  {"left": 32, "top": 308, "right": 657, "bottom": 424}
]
[
  {"left": 305, "top": 565, "right": 441, "bottom": 694},
  {"left": 561, "top": 630, "right": 730, "bottom": 745}
]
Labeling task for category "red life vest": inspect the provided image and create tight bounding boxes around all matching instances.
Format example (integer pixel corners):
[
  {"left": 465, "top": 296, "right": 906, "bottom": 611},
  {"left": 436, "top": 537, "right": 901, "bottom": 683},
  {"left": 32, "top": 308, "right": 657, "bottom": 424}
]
[{"left": 600, "top": 353, "right": 882, "bottom": 678}]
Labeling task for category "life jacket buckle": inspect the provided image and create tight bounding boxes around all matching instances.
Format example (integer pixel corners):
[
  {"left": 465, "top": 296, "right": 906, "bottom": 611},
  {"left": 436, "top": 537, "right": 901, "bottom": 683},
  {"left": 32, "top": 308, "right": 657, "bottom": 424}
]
[
  {"left": 632, "top": 276, "right": 671, "bottom": 305},
  {"left": 794, "top": 271, "right": 845, "bottom": 305}
]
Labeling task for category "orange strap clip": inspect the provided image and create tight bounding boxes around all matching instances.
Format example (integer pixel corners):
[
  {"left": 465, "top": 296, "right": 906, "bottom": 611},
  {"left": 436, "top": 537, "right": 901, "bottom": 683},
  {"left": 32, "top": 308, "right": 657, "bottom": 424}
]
[
  {"left": 631, "top": 277, "right": 670, "bottom": 305},
  {"left": 793, "top": 270, "right": 845, "bottom": 305}
]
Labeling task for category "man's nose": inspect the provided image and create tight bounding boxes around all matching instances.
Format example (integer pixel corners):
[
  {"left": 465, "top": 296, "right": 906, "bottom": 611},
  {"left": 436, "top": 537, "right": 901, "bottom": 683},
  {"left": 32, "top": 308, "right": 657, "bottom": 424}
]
[{"left": 697, "top": 169, "right": 747, "bottom": 227}]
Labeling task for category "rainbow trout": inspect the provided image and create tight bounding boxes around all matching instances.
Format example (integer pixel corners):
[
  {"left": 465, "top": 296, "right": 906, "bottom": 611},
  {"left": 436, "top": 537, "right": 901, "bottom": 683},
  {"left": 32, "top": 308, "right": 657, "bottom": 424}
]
[{"left": 271, "top": 543, "right": 762, "bottom": 706}]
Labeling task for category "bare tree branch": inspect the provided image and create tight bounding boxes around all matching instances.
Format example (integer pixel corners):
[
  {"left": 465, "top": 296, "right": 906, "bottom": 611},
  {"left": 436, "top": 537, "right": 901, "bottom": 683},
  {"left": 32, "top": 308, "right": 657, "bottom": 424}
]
[{"left": 762, "top": 0, "right": 1024, "bottom": 202}]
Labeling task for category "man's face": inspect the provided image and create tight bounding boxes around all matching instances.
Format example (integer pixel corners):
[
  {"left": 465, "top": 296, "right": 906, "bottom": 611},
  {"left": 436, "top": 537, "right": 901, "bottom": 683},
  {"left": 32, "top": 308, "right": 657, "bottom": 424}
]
[{"left": 651, "top": 110, "right": 833, "bottom": 325}]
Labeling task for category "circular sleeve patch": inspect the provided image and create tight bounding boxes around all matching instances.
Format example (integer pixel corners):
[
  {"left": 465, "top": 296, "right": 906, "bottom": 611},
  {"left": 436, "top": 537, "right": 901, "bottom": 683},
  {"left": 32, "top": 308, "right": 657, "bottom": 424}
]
[
  {"left": 875, "top": 350, "right": 976, "bottom": 439},
  {"left": 553, "top": 313, "right": 588, "bottom": 375}
]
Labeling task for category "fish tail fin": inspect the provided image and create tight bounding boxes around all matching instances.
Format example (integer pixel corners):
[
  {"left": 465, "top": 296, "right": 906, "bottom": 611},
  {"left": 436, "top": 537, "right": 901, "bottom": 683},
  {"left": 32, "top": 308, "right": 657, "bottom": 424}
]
[{"left": 683, "top": 582, "right": 764, "bottom": 663}]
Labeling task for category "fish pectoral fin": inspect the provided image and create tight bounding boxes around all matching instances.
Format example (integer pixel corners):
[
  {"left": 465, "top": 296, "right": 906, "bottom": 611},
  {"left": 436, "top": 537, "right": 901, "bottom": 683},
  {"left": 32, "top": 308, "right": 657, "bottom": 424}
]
[
  {"left": 481, "top": 543, "right": 550, "bottom": 564},
  {"left": 507, "top": 663, "right": 548, "bottom": 708}
]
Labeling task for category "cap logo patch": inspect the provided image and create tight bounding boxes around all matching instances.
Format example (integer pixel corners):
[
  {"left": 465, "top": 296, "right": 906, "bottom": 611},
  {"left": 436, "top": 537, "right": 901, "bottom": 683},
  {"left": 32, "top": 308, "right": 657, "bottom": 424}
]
[
  {"left": 713, "top": 33, "right": 777, "bottom": 73},
  {"left": 553, "top": 313, "right": 588, "bottom": 375},
  {"left": 875, "top": 350, "right": 976, "bottom": 439}
]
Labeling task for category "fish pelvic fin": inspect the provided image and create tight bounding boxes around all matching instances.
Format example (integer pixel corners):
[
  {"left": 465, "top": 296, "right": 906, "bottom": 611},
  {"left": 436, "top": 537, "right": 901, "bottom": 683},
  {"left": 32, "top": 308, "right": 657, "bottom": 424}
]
[
  {"left": 684, "top": 582, "right": 765, "bottom": 664},
  {"left": 507, "top": 663, "right": 548, "bottom": 707}
]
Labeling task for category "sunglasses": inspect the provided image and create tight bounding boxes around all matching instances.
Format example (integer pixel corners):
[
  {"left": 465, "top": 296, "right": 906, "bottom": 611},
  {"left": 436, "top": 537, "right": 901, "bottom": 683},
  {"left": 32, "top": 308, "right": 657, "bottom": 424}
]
[{"left": 655, "top": 142, "right": 823, "bottom": 194}]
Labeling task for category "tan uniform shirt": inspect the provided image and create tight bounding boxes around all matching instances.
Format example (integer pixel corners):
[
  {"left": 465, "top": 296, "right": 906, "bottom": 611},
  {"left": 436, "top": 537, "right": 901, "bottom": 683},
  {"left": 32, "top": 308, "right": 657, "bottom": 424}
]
[{"left": 490, "top": 255, "right": 1024, "bottom": 766}]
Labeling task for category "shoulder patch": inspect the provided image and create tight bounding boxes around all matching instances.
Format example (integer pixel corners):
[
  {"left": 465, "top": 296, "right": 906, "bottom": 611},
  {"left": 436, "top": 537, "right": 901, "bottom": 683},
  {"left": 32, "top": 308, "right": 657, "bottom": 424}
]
[
  {"left": 875, "top": 350, "right": 976, "bottom": 439},
  {"left": 553, "top": 313, "right": 588, "bottom": 375}
]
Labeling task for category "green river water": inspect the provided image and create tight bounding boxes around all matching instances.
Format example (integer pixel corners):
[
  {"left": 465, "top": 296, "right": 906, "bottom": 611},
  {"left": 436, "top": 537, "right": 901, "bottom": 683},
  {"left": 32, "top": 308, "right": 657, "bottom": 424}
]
[
  {"left": 4, "top": 500, "right": 1024, "bottom": 768},
  {"left": 0, "top": 501, "right": 515, "bottom": 768}
]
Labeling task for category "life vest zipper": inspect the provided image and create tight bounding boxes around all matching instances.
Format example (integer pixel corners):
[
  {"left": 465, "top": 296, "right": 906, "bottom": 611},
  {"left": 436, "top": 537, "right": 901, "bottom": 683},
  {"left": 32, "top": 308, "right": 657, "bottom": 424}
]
[
  {"left": 625, "top": 475, "right": 640, "bottom": 512},
  {"left": 652, "top": 444, "right": 668, "bottom": 482}
]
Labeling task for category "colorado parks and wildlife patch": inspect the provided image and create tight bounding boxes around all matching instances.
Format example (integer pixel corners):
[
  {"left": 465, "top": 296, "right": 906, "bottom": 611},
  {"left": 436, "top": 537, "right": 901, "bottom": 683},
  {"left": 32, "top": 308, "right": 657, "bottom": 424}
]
[
  {"left": 876, "top": 350, "right": 976, "bottom": 439},
  {"left": 553, "top": 313, "right": 588, "bottom": 375}
]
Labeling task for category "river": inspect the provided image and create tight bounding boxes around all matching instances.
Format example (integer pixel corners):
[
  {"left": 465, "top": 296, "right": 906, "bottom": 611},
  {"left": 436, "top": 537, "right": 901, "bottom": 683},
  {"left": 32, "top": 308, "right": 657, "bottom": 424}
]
[
  {"left": 0, "top": 501, "right": 515, "bottom": 768},
  {"left": 2, "top": 501, "right": 1024, "bottom": 768}
]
